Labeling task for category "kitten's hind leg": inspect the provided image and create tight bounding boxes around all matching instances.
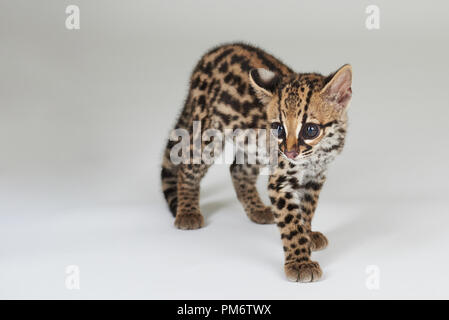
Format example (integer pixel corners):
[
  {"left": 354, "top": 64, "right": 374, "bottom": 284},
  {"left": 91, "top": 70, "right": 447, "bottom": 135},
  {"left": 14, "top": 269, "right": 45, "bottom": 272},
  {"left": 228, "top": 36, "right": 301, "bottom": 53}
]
[
  {"left": 230, "top": 162, "right": 275, "bottom": 224},
  {"left": 174, "top": 163, "right": 209, "bottom": 230}
]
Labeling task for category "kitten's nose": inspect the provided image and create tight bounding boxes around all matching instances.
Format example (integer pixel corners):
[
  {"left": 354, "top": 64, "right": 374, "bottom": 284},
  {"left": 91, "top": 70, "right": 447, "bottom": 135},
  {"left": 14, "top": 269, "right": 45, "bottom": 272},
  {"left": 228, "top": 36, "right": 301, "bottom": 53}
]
[{"left": 284, "top": 150, "right": 298, "bottom": 159}]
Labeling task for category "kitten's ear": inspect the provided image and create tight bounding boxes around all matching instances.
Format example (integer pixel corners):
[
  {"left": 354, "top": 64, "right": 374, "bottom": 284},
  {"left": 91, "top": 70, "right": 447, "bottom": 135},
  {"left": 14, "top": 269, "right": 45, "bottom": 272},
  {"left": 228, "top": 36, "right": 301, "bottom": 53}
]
[
  {"left": 249, "top": 68, "right": 280, "bottom": 104},
  {"left": 321, "top": 64, "right": 352, "bottom": 110}
]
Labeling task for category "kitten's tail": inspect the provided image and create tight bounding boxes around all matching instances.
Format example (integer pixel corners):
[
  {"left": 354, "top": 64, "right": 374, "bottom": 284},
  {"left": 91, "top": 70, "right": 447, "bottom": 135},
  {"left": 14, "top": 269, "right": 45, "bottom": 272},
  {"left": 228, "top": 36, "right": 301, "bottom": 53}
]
[
  {"left": 161, "top": 141, "right": 179, "bottom": 216},
  {"left": 161, "top": 92, "right": 195, "bottom": 216},
  {"left": 161, "top": 105, "right": 192, "bottom": 217}
]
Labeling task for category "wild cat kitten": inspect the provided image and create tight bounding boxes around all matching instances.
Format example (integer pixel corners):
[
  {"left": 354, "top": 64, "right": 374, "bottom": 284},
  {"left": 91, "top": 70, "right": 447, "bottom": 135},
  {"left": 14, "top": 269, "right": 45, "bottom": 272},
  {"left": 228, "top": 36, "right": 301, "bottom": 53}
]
[{"left": 161, "top": 43, "right": 352, "bottom": 282}]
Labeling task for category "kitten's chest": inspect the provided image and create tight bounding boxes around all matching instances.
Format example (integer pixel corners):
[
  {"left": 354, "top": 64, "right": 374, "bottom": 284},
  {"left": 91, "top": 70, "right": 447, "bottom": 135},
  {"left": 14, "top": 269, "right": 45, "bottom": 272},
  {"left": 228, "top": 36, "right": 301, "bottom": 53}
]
[{"left": 290, "top": 157, "right": 328, "bottom": 182}]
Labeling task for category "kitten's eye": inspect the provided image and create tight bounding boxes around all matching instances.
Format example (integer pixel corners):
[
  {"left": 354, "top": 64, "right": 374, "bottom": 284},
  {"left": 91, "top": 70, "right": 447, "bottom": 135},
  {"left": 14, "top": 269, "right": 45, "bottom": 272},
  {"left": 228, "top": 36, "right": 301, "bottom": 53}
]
[
  {"left": 271, "top": 122, "right": 285, "bottom": 138},
  {"left": 302, "top": 123, "right": 320, "bottom": 139}
]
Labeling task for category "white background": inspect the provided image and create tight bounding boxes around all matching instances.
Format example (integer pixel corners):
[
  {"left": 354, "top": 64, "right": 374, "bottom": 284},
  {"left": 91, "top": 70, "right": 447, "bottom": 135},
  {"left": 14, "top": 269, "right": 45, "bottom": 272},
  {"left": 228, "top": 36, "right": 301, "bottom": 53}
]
[{"left": 1, "top": 0, "right": 448, "bottom": 299}]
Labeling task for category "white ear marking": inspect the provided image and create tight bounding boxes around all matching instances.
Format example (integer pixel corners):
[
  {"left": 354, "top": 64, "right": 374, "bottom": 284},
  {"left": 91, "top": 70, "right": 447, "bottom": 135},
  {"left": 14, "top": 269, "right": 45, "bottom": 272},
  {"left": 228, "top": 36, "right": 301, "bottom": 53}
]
[
  {"left": 258, "top": 68, "right": 276, "bottom": 82},
  {"left": 249, "top": 68, "right": 280, "bottom": 104}
]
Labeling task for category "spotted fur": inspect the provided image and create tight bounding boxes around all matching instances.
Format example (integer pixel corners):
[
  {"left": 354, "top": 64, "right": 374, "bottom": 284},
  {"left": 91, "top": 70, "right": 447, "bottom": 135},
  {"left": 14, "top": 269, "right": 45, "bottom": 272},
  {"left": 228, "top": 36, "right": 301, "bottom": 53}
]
[{"left": 161, "top": 43, "right": 352, "bottom": 282}]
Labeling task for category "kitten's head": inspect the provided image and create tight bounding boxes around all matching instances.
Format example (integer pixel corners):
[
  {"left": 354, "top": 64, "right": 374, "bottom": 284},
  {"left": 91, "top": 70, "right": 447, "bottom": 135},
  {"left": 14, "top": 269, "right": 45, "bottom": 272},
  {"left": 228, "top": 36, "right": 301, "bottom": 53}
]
[{"left": 249, "top": 65, "right": 352, "bottom": 164}]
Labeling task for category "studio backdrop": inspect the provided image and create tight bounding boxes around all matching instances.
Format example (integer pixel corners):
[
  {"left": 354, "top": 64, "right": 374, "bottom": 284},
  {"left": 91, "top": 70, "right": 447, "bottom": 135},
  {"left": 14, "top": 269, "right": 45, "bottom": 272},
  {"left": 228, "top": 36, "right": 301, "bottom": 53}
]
[{"left": 0, "top": 0, "right": 448, "bottom": 299}]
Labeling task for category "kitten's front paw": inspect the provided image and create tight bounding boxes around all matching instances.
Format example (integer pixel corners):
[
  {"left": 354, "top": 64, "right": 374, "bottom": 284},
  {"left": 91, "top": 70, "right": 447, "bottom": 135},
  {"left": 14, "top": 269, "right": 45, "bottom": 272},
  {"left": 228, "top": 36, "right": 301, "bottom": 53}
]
[
  {"left": 248, "top": 207, "right": 275, "bottom": 224},
  {"left": 174, "top": 213, "right": 204, "bottom": 230},
  {"left": 284, "top": 260, "right": 322, "bottom": 282},
  {"left": 310, "top": 231, "right": 328, "bottom": 251}
]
